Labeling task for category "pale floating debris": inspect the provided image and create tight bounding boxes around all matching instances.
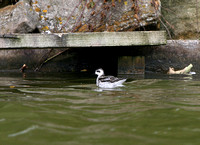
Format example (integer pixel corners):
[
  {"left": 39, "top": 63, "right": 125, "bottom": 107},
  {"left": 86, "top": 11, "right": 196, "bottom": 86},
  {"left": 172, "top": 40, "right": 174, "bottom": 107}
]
[{"left": 168, "top": 64, "right": 194, "bottom": 75}]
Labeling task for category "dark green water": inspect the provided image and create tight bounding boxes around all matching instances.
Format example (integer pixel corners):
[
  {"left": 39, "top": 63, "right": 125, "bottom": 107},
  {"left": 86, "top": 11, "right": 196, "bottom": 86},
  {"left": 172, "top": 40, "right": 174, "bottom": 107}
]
[{"left": 0, "top": 72, "right": 200, "bottom": 145}]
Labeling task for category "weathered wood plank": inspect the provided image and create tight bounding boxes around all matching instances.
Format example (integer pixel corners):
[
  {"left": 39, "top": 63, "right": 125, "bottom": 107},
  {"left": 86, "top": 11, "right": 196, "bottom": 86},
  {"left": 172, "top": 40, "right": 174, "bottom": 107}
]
[
  {"left": 0, "top": 31, "right": 166, "bottom": 49},
  {"left": 118, "top": 56, "right": 145, "bottom": 75}
]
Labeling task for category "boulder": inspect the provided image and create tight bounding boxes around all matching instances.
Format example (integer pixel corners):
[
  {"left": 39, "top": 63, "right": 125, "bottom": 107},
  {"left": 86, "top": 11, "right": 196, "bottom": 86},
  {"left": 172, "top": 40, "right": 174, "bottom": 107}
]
[
  {"left": 0, "top": 0, "right": 161, "bottom": 34},
  {"left": 0, "top": 1, "right": 39, "bottom": 34},
  {"left": 33, "top": 0, "right": 161, "bottom": 33}
]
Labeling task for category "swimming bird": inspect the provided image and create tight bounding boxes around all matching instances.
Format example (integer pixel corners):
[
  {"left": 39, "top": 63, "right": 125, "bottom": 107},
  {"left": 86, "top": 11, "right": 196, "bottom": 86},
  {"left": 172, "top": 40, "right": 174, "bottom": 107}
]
[{"left": 95, "top": 68, "right": 126, "bottom": 88}]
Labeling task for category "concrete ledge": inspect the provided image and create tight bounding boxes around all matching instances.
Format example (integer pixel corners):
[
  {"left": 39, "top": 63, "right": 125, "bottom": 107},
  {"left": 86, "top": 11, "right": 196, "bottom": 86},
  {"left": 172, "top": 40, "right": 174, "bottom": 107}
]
[{"left": 0, "top": 31, "right": 166, "bottom": 49}]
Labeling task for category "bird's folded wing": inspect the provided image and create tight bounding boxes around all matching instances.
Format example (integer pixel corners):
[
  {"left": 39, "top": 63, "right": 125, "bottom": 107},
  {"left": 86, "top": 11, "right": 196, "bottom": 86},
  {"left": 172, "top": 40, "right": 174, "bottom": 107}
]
[{"left": 99, "top": 76, "right": 122, "bottom": 83}]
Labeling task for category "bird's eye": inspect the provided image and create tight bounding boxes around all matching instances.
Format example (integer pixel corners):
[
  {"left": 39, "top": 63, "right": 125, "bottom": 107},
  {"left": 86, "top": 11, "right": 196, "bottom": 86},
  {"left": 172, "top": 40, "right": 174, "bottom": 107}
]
[{"left": 97, "top": 70, "right": 100, "bottom": 73}]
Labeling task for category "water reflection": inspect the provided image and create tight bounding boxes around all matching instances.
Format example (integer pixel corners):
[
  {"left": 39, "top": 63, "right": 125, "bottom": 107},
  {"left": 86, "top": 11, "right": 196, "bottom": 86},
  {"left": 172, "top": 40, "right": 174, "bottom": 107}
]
[{"left": 94, "top": 87, "right": 124, "bottom": 92}]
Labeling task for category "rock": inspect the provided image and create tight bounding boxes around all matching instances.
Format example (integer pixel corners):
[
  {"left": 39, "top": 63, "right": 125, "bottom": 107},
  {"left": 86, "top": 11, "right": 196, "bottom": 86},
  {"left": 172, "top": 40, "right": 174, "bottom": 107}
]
[
  {"left": 0, "top": 0, "right": 18, "bottom": 9},
  {"left": 0, "top": 0, "right": 161, "bottom": 34},
  {"left": 31, "top": 0, "right": 161, "bottom": 33},
  {"left": 161, "top": 0, "right": 200, "bottom": 39},
  {"left": 0, "top": 1, "right": 39, "bottom": 34}
]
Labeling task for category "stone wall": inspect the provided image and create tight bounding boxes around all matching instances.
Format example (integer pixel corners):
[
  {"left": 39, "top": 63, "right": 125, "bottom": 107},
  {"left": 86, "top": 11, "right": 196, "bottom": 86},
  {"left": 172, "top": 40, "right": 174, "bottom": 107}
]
[
  {"left": 146, "top": 40, "right": 200, "bottom": 73},
  {"left": 161, "top": 0, "right": 200, "bottom": 39},
  {"left": 0, "top": 48, "right": 79, "bottom": 72},
  {"left": 1, "top": 40, "right": 200, "bottom": 74}
]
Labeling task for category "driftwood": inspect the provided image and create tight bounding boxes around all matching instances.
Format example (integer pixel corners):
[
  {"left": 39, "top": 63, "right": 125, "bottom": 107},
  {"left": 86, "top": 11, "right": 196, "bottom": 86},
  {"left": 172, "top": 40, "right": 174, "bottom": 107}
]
[
  {"left": 167, "top": 64, "right": 193, "bottom": 74},
  {"left": 20, "top": 64, "right": 27, "bottom": 73}
]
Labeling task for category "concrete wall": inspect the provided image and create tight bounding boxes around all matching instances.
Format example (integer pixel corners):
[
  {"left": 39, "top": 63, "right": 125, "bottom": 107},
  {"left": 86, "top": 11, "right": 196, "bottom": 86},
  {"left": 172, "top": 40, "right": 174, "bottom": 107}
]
[
  {"left": 0, "top": 40, "right": 200, "bottom": 74},
  {"left": 146, "top": 40, "right": 200, "bottom": 74}
]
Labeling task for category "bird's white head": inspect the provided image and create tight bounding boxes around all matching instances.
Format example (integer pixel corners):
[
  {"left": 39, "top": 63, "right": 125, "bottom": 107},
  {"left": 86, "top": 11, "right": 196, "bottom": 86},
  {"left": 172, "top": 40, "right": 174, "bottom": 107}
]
[{"left": 95, "top": 68, "right": 104, "bottom": 77}]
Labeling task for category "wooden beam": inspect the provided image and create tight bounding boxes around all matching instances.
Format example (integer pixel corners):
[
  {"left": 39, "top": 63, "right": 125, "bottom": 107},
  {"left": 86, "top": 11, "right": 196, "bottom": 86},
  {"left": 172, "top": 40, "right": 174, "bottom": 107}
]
[
  {"left": 0, "top": 31, "right": 166, "bottom": 49},
  {"left": 118, "top": 56, "right": 145, "bottom": 75}
]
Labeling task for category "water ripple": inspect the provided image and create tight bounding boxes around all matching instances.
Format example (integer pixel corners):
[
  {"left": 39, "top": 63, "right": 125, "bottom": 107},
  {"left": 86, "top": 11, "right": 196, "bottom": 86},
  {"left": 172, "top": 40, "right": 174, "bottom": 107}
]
[{"left": 8, "top": 125, "right": 39, "bottom": 137}]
